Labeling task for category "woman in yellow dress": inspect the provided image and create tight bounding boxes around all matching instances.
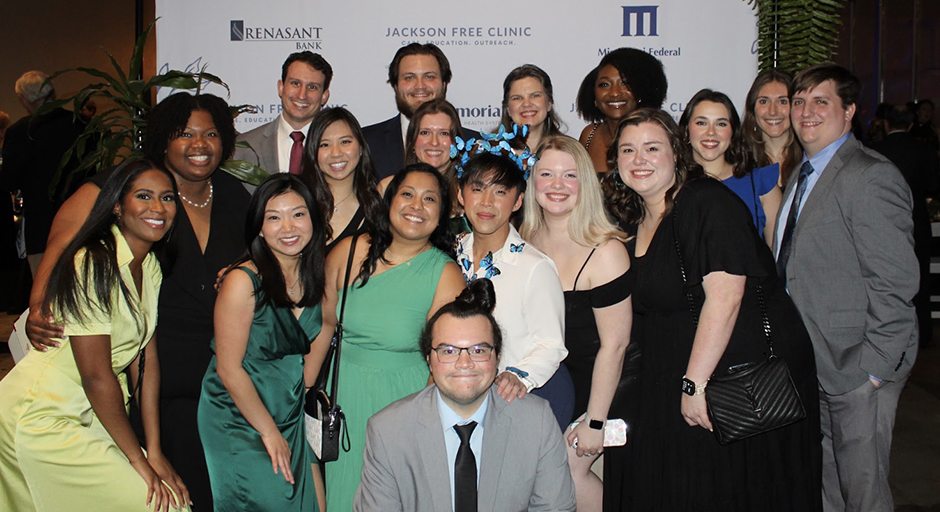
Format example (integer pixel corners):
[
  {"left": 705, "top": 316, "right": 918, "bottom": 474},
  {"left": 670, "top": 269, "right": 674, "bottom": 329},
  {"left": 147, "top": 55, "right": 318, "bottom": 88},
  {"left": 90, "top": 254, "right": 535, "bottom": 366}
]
[{"left": 0, "top": 159, "right": 191, "bottom": 512}]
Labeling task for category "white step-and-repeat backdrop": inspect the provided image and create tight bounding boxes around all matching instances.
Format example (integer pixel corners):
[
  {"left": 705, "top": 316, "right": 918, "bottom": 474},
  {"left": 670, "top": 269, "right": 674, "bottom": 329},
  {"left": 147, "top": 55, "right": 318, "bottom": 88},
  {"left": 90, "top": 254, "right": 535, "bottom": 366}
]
[{"left": 156, "top": 0, "right": 758, "bottom": 133}]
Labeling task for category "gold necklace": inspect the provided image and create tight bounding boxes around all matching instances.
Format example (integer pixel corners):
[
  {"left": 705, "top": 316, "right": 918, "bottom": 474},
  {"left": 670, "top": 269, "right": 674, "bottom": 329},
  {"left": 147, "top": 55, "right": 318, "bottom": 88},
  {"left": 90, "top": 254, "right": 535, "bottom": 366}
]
[{"left": 333, "top": 190, "right": 355, "bottom": 212}]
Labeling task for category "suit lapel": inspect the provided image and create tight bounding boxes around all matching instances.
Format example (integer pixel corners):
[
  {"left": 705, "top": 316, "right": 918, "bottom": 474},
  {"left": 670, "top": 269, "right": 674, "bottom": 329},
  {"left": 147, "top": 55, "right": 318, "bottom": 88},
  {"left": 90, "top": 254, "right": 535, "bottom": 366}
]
[
  {"left": 261, "top": 121, "right": 279, "bottom": 174},
  {"left": 478, "top": 388, "right": 510, "bottom": 512},
  {"left": 795, "top": 135, "right": 857, "bottom": 230},
  {"left": 415, "top": 388, "right": 454, "bottom": 512}
]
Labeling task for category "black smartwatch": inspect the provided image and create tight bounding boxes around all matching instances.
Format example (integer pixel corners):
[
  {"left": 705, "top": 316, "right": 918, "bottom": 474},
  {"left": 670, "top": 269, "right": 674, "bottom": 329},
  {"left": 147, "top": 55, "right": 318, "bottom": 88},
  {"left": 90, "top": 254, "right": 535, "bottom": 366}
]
[
  {"left": 681, "top": 376, "right": 706, "bottom": 396},
  {"left": 588, "top": 418, "right": 605, "bottom": 430}
]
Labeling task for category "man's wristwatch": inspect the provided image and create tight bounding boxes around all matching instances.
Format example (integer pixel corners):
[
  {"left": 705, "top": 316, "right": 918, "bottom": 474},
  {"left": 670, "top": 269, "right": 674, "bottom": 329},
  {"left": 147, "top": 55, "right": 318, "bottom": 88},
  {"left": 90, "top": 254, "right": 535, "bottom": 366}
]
[
  {"left": 681, "top": 376, "right": 707, "bottom": 396},
  {"left": 587, "top": 418, "right": 605, "bottom": 430}
]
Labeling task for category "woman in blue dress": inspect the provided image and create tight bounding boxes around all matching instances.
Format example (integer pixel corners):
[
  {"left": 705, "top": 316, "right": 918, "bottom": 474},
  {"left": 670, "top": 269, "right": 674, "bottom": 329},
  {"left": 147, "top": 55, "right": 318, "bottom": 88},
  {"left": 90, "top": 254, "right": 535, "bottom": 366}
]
[{"left": 679, "top": 89, "right": 782, "bottom": 246}]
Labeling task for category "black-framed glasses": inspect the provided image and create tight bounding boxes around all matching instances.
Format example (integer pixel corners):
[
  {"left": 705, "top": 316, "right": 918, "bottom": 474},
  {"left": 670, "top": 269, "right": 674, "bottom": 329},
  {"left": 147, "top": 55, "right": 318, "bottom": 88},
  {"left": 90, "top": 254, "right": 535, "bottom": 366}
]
[{"left": 430, "top": 344, "right": 495, "bottom": 363}]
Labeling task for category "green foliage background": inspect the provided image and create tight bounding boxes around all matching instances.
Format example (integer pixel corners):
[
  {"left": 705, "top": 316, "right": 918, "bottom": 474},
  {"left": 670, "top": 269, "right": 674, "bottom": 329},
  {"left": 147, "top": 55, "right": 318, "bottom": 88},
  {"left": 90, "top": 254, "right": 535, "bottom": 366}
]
[{"left": 747, "top": 0, "right": 847, "bottom": 73}]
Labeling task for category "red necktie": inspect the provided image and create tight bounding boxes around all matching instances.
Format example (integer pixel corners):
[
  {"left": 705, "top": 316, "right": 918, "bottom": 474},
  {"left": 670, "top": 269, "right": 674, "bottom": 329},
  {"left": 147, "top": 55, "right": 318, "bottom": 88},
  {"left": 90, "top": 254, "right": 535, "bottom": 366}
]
[{"left": 289, "top": 131, "right": 305, "bottom": 175}]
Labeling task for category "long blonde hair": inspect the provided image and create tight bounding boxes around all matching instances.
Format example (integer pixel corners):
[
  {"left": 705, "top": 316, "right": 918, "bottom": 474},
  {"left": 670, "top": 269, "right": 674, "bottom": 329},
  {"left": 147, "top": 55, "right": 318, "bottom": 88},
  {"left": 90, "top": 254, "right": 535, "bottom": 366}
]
[{"left": 521, "top": 135, "right": 627, "bottom": 247}]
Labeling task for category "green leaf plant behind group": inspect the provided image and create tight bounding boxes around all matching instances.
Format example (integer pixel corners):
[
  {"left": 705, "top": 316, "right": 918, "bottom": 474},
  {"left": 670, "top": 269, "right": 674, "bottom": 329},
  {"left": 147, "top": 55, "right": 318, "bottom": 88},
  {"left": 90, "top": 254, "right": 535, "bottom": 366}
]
[
  {"left": 746, "top": 0, "right": 847, "bottom": 73},
  {"left": 36, "top": 18, "right": 269, "bottom": 199}
]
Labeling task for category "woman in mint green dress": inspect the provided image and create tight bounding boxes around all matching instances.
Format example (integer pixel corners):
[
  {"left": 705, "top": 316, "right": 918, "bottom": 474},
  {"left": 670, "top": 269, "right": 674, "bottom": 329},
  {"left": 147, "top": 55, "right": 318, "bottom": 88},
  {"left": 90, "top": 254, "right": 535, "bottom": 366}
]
[
  {"left": 308, "top": 163, "right": 465, "bottom": 511},
  {"left": 198, "top": 174, "right": 325, "bottom": 512}
]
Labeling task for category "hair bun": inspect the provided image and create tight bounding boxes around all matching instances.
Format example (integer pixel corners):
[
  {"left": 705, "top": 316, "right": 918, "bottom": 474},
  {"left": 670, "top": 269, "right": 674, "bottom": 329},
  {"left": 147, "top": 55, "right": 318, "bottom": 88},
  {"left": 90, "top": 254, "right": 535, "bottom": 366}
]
[{"left": 455, "top": 278, "right": 497, "bottom": 314}]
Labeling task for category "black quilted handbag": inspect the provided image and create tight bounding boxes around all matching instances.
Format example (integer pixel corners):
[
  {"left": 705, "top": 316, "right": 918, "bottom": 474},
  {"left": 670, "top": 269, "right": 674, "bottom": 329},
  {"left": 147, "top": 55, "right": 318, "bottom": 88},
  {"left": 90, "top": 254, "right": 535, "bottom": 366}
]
[{"left": 673, "top": 202, "right": 806, "bottom": 445}]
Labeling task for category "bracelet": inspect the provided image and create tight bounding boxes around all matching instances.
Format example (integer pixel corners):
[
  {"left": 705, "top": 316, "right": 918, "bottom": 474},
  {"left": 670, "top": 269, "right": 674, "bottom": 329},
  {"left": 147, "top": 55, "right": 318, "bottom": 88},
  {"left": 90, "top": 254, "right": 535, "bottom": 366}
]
[{"left": 505, "top": 366, "right": 529, "bottom": 379}]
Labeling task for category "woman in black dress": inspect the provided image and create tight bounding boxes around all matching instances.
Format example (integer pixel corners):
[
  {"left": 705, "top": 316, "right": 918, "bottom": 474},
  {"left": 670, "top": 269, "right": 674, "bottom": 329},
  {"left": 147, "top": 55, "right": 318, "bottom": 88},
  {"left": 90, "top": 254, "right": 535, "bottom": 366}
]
[
  {"left": 601, "top": 109, "right": 822, "bottom": 511},
  {"left": 520, "top": 134, "right": 636, "bottom": 512},
  {"left": 27, "top": 93, "right": 251, "bottom": 511},
  {"left": 301, "top": 107, "right": 382, "bottom": 254}
]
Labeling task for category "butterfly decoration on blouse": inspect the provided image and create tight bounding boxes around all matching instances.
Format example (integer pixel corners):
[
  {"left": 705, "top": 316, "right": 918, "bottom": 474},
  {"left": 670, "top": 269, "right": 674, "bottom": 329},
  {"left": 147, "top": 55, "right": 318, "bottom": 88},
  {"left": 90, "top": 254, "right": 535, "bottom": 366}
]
[
  {"left": 509, "top": 242, "right": 525, "bottom": 253},
  {"left": 479, "top": 251, "right": 501, "bottom": 280}
]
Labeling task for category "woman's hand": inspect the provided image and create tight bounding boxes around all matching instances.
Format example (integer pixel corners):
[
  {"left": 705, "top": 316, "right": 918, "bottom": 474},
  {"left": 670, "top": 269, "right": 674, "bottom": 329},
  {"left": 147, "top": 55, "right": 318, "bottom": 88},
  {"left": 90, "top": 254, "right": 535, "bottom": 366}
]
[
  {"left": 130, "top": 458, "right": 173, "bottom": 512},
  {"left": 25, "top": 306, "right": 63, "bottom": 350},
  {"left": 566, "top": 421, "right": 604, "bottom": 458},
  {"left": 261, "top": 431, "right": 295, "bottom": 485},
  {"left": 681, "top": 393, "right": 713, "bottom": 431},
  {"left": 148, "top": 451, "right": 191, "bottom": 509},
  {"left": 494, "top": 371, "right": 528, "bottom": 403}
]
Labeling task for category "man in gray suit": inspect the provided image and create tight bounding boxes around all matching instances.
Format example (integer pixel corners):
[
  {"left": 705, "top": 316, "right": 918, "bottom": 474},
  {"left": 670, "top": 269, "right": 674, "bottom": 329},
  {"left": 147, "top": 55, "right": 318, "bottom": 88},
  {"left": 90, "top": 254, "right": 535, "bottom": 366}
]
[
  {"left": 354, "top": 283, "right": 575, "bottom": 512},
  {"left": 232, "top": 52, "right": 332, "bottom": 181},
  {"left": 775, "top": 64, "right": 918, "bottom": 512}
]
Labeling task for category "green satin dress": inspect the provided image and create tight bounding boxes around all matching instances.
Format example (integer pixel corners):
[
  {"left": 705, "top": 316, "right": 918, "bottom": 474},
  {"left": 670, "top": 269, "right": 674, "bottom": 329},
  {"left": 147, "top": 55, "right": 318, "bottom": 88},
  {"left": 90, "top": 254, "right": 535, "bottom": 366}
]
[{"left": 198, "top": 268, "right": 321, "bottom": 512}]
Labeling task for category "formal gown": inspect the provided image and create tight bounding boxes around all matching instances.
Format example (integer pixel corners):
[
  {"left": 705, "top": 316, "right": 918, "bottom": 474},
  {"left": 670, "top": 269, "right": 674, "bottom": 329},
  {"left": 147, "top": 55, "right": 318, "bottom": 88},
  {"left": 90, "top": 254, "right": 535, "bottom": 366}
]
[
  {"left": 622, "top": 178, "right": 822, "bottom": 511},
  {"left": 325, "top": 247, "right": 451, "bottom": 512},
  {"left": 562, "top": 249, "right": 640, "bottom": 512},
  {"left": 0, "top": 227, "right": 190, "bottom": 512},
  {"left": 198, "top": 267, "right": 322, "bottom": 512}
]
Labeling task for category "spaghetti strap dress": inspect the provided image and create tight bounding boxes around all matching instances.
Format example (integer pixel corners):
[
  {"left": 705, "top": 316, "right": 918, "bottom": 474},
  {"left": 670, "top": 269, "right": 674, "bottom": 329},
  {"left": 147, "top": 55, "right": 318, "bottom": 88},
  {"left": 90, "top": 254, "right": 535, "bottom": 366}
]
[
  {"left": 198, "top": 267, "right": 322, "bottom": 512},
  {"left": 562, "top": 248, "right": 641, "bottom": 512}
]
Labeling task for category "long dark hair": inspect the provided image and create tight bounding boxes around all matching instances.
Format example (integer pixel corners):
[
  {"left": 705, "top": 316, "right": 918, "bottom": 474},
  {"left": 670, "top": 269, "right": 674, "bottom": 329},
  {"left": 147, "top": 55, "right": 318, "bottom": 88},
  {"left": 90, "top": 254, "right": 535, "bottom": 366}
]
[
  {"left": 142, "top": 92, "right": 237, "bottom": 163},
  {"left": 741, "top": 69, "right": 802, "bottom": 183},
  {"left": 233, "top": 174, "right": 325, "bottom": 309},
  {"left": 358, "top": 163, "right": 455, "bottom": 286},
  {"left": 44, "top": 159, "right": 179, "bottom": 331},
  {"left": 602, "top": 109, "right": 704, "bottom": 225},
  {"left": 301, "top": 107, "right": 382, "bottom": 240},
  {"left": 678, "top": 89, "right": 754, "bottom": 179}
]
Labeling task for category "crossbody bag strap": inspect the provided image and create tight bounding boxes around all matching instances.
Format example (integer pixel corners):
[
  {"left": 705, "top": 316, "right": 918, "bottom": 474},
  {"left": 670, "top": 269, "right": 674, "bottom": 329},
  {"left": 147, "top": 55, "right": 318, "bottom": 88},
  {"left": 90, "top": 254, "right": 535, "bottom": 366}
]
[
  {"left": 328, "top": 234, "right": 360, "bottom": 405},
  {"left": 671, "top": 201, "right": 775, "bottom": 357}
]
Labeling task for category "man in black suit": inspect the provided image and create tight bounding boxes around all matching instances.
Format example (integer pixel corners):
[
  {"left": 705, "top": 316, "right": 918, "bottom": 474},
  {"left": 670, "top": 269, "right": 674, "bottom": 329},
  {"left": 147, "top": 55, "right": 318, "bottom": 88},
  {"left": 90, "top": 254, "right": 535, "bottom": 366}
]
[
  {"left": 363, "top": 43, "right": 479, "bottom": 180},
  {"left": 0, "top": 71, "right": 83, "bottom": 277},
  {"left": 871, "top": 104, "right": 940, "bottom": 347}
]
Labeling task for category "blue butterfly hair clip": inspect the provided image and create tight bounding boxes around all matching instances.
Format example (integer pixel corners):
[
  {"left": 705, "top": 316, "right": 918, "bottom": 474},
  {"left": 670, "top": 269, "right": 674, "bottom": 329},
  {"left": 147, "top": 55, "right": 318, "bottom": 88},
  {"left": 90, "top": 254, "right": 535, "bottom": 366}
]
[{"left": 451, "top": 123, "right": 538, "bottom": 180}]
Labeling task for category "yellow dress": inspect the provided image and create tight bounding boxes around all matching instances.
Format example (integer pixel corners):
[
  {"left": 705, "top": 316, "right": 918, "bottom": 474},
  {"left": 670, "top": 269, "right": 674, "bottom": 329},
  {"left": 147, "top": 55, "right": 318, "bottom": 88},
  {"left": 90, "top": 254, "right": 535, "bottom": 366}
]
[{"left": 0, "top": 226, "right": 190, "bottom": 512}]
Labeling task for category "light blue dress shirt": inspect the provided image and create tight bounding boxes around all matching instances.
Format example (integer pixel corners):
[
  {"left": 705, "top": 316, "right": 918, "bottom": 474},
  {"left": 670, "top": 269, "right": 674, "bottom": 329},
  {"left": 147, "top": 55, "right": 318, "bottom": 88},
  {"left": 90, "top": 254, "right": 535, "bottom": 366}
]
[
  {"left": 437, "top": 388, "right": 488, "bottom": 511},
  {"left": 774, "top": 132, "right": 851, "bottom": 258}
]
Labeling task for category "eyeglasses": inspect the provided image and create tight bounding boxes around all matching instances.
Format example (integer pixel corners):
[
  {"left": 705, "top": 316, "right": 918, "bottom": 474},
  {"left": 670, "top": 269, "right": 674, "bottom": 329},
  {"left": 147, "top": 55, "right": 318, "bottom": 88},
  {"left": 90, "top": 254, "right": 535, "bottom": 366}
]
[{"left": 430, "top": 344, "right": 495, "bottom": 363}]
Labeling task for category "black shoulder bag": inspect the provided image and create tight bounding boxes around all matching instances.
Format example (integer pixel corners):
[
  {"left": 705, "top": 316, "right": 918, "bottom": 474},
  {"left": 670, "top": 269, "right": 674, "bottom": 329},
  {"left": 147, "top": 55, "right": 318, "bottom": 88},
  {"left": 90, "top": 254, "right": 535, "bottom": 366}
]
[
  {"left": 672, "top": 202, "right": 805, "bottom": 445},
  {"left": 304, "top": 234, "right": 357, "bottom": 461}
]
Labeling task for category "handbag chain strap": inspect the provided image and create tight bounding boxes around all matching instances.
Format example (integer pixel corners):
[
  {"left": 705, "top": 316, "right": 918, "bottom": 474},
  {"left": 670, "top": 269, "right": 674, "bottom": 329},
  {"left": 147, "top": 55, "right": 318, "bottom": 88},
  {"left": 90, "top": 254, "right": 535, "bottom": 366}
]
[
  {"left": 671, "top": 200, "right": 776, "bottom": 359},
  {"left": 325, "top": 234, "right": 360, "bottom": 406}
]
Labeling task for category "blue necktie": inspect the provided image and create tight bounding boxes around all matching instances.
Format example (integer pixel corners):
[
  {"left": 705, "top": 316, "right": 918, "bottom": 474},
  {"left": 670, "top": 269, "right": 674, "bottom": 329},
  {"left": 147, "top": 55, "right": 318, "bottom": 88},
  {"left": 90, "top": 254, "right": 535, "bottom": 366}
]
[
  {"left": 454, "top": 422, "right": 477, "bottom": 512},
  {"left": 776, "top": 161, "right": 814, "bottom": 283}
]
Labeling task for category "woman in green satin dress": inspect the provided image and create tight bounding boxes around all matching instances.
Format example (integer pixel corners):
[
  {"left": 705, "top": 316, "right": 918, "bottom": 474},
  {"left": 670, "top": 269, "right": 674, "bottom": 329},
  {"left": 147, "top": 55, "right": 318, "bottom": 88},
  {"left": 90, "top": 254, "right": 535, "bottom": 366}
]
[
  {"left": 198, "top": 174, "right": 326, "bottom": 512},
  {"left": 308, "top": 163, "right": 466, "bottom": 511}
]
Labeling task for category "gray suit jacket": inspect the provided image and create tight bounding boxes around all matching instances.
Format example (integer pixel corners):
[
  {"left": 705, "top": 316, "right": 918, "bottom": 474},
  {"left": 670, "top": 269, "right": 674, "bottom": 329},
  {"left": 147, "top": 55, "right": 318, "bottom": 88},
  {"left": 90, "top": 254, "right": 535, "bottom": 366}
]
[
  {"left": 776, "top": 134, "right": 918, "bottom": 394},
  {"left": 354, "top": 386, "right": 576, "bottom": 512},
  {"left": 233, "top": 119, "right": 280, "bottom": 192}
]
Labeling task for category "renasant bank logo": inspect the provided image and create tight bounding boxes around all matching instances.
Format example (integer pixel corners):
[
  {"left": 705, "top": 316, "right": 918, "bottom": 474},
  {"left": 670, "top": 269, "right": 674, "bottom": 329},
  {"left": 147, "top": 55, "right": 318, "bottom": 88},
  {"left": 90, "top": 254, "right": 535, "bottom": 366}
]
[{"left": 230, "top": 20, "right": 323, "bottom": 50}]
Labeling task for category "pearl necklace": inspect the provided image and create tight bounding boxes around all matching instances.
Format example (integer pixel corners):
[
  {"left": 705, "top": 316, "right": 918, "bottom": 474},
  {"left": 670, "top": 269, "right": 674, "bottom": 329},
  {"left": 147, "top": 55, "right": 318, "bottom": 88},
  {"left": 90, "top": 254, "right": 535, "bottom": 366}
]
[{"left": 179, "top": 179, "right": 213, "bottom": 208}]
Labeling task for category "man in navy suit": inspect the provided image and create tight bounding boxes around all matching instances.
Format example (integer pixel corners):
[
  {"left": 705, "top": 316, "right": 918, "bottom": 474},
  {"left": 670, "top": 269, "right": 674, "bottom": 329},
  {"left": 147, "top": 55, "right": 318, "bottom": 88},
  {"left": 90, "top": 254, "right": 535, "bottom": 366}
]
[{"left": 363, "top": 43, "right": 478, "bottom": 180}]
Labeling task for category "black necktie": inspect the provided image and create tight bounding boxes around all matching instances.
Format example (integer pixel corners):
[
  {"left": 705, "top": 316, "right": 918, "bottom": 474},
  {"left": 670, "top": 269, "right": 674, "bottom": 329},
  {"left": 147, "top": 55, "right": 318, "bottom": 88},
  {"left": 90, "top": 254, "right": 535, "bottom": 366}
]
[
  {"left": 776, "top": 161, "right": 815, "bottom": 283},
  {"left": 454, "top": 422, "right": 477, "bottom": 512}
]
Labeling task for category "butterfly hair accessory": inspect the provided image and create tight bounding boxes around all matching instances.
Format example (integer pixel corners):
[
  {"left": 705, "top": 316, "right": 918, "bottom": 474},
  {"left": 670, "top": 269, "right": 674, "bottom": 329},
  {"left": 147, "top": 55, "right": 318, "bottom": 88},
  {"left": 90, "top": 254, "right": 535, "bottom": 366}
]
[{"left": 451, "top": 124, "right": 538, "bottom": 180}]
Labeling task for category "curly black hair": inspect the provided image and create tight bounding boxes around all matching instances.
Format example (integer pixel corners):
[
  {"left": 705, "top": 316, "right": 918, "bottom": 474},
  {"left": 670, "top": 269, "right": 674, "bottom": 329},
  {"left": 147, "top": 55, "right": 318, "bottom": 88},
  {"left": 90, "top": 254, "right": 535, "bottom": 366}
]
[
  {"left": 576, "top": 48, "right": 668, "bottom": 123},
  {"left": 142, "top": 92, "right": 236, "bottom": 165}
]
